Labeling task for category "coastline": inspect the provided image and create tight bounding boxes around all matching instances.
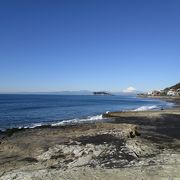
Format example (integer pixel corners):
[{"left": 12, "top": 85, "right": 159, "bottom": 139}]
[
  {"left": 138, "top": 95, "right": 180, "bottom": 104},
  {"left": 0, "top": 95, "right": 175, "bottom": 133},
  {"left": 0, "top": 97, "right": 180, "bottom": 179}
]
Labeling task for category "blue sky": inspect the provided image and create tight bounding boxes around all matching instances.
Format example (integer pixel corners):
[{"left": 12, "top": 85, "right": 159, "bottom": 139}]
[{"left": 0, "top": 0, "right": 180, "bottom": 93}]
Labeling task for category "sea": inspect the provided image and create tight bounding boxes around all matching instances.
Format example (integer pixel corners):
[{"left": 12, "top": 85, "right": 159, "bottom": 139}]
[{"left": 0, "top": 94, "right": 173, "bottom": 131}]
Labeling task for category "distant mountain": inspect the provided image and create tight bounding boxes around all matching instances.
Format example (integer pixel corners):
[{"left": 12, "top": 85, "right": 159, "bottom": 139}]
[
  {"left": 1, "top": 90, "right": 93, "bottom": 95},
  {"left": 0, "top": 90, "right": 142, "bottom": 95},
  {"left": 47, "top": 90, "right": 93, "bottom": 95}
]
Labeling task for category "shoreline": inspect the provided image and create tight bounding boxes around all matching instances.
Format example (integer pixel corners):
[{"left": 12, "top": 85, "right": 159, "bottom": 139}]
[
  {"left": 0, "top": 95, "right": 176, "bottom": 133},
  {"left": 138, "top": 95, "right": 180, "bottom": 105},
  {"left": 0, "top": 97, "right": 180, "bottom": 179}
]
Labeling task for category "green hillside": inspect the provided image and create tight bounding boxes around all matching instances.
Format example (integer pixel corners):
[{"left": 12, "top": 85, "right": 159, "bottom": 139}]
[{"left": 164, "top": 83, "right": 180, "bottom": 92}]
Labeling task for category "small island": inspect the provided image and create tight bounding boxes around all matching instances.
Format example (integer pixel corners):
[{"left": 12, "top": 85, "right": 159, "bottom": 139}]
[{"left": 93, "top": 91, "right": 113, "bottom": 96}]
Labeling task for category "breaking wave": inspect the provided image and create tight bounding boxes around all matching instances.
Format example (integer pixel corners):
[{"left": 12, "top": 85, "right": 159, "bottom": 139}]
[
  {"left": 51, "top": 114, "right": 103, "bottom": 126},
  {"left": 15, "top": 114, "right": 104, "bottom": 130},
  {"left": 132, "top": 101, "right": 174, "bottom": 111},
  {"left": 133, "top": 105, "right": 159, "bottom": 111}
]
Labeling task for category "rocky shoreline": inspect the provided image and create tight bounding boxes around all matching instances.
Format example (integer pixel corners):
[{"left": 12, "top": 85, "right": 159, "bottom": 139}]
[{"left": 0, "top": 98, "right": 180, "bottom": 179}]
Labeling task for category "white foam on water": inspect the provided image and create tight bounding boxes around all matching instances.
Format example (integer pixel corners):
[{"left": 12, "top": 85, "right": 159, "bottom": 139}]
[
  {"left": 166, "top": 102, "right": 174, "bottom": 107},
  {"left": 14, "top": 114, "right": 104, "bottom": 129},
  {"left": 51, "top": 114, "right": 103, "bottom": 126},
  {"left": 133, "top": 105, "right": 158, "bottom": 111},
  {"left": 23, "top": 123, "right": 44, "bottom": 129},
  {"left": 29, "top": 123, "right": 44, "bottom": 128}
]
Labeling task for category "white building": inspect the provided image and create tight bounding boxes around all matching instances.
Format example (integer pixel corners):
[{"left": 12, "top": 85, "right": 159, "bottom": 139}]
[{"left": 167, "top": 89, "right": 177, "bottom": 96}]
